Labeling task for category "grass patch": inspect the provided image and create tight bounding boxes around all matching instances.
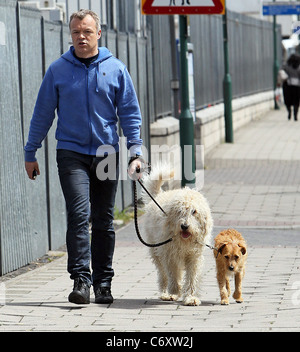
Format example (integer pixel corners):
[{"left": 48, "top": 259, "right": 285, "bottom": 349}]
[{"left": 114, "top": 206, "right": 144, "bottom": 225}]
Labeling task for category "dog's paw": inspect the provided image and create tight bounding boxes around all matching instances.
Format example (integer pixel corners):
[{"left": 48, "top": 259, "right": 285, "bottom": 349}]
[
  {"left": 221, "top": 299, "right": 229, "bottom": 305},
  {"left": 233, "top": 292, "right": 243, "bottom": 303},
  {"left": 234, "top": 297, "right": 244, "bottom": 303},
  {"left": 184, "top": 296, "right": 201, "bottom": 306},
  {"left": 160, "top": 293, "right": 179, "bottom": 301}
]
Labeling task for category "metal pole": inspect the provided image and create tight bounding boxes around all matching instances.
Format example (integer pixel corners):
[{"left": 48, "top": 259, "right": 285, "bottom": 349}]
[
  {"left": 179, "top": 15, "right": 195, "bottom": 187},
  {"left": 222, "top": 7, "right": 233, "bottom": 143},
  {"left": 169, "top": 16, "right": 180, "bottom": 119},
  {"left": 273, "top": 0, "right": 280, "bottom": 110}
]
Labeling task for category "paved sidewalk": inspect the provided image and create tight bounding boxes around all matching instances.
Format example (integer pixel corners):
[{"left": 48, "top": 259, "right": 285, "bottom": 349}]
[
  {"left": 202, "top": 109, "right": 300, "bottom": 229},
  {"left": 0, "top": 109, "right": 300, "bottom": 332}
]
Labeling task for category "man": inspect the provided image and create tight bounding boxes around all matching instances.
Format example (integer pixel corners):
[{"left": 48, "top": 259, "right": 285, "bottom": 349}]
[{"left": 24, "top": 9, "right": 143, "bottom": 304}]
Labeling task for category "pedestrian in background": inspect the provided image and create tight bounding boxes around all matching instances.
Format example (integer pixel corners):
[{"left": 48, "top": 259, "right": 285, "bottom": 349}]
[
  {"left": 279, "top": 53, "right": 300, "bottom": 121},
  {"left": 24, "top": 9, "right": 143, "bottom": 304}
]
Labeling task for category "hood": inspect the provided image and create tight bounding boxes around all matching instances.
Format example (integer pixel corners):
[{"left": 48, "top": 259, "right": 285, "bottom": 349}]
[{"left": 61, "top": 46, "right": 113, "bottom": 65}]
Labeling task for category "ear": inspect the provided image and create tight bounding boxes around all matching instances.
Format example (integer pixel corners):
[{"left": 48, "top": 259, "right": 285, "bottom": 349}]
[
  {"left": 217, "top": 243, "right": 227, "bottom": 255},
  {"left": 239, "top": 244, "right": 247, "bottom": 255}
]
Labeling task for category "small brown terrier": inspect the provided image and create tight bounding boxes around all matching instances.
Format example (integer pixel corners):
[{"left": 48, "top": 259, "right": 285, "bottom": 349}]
[{"left": 213, "top": 229, "right": 247, "bottom": 305}]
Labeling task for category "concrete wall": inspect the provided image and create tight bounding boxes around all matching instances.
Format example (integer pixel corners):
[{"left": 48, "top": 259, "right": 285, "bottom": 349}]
[
  {"left": 195, "top": 91, "right": 274, "bottom": 156},
  {"left": 149, "top": 91, "right": 274, "bottom": 177}
]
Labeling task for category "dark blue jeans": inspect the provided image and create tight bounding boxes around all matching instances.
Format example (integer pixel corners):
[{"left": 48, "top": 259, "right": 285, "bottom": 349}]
[{"left": 56, "top": 149, "right": 119, "bottom": 288}]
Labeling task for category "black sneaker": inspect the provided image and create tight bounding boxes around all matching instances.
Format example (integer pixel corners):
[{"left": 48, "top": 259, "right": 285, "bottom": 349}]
[
  {"left": 94, "top": 286, "right": 114, "bottom": 304},
  {"left": 68, "top": 278, "right": 90, "bottom": 304}
]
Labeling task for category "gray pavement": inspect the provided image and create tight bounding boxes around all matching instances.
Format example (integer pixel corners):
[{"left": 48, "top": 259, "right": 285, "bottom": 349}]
[{"left": 0, "top": 108, "right": 300, "bottom": 332}]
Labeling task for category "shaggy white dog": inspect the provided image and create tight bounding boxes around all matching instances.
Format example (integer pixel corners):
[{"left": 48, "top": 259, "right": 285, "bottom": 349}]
[{"left": 142, "top": 164, "right": 213, "bottom": 306}]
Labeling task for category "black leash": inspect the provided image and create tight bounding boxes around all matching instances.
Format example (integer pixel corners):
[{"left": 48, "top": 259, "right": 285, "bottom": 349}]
[
  {"left": 136, "top": 178, "right": 167, "bottom": 216},
  {"left": 133, "top": 179, "right": 173, "bottom": 247},
  {"left": 131, "top": 163, "right": 217, "bottom": 251}
]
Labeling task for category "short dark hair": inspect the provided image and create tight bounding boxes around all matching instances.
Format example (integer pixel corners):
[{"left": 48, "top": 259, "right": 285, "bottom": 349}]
[{"left": 69, "top": 9, "right": 101, "bottom": 32}]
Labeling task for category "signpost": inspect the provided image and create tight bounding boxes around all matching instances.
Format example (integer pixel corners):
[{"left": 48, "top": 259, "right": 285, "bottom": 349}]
[
  {"left": 222, "top": 8, "right": 233, "bottom": 143},
  {"left": 141, "top": 0, "right": 225, "bottom": 186}
]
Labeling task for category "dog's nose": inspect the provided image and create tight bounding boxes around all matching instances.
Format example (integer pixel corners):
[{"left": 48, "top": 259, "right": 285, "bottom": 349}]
[
  {"left": 181, "top": 224, "right": 189, "bottom": 231},
  {"left": 229, "top": 265, "right": 234, "bottom": 271}
]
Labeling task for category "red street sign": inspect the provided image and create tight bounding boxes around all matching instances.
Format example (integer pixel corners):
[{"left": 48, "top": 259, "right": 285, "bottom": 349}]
[{"left": 142, "top": 0, "right": 225, "bottom": 15}]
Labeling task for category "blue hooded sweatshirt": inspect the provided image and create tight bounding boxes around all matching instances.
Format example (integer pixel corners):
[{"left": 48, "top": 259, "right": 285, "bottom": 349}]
[{"left": 24, "top": 46, "right": 143, "bottom": 162}]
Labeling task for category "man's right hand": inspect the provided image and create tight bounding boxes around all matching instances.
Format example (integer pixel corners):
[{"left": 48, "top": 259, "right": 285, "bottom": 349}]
[{"left": 25, "top": 161, "right": 40, "bottom": 180}]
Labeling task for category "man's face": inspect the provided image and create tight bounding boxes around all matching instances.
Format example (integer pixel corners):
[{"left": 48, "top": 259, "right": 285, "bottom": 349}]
[{"left": 70, "top": 15, "right": 101, "bottom": 58}]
